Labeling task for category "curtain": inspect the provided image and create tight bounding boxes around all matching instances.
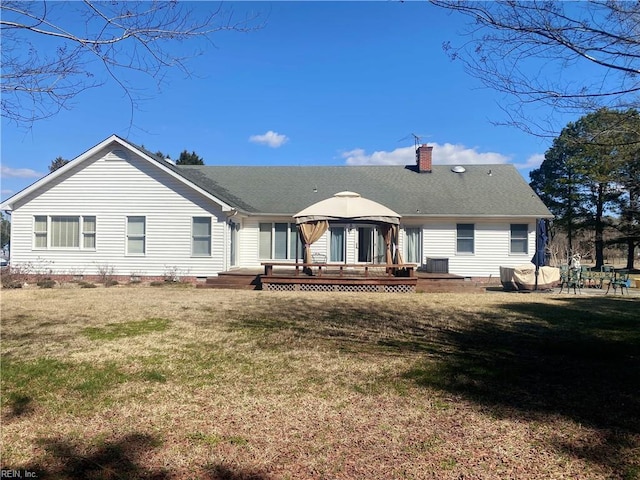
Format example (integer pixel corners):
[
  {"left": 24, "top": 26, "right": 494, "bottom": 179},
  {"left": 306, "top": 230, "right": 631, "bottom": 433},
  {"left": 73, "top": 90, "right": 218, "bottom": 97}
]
[
  {"left": 330, "top": 227, "right": 345, "bottom": 262},
  {"left": 405, "top": 228, "right": 420, "bottom": 263},
  {"left": 51, "top": 216, "right": 79, "bottom": 248},
  {"left": 298, "top": 220, "right": 329, "bottom": 264},
  {"left": 380, "top": 225, "right": 393, "bottom": 265},
  {"left": 393, "top": 225, "right": 404, "bottom": 265}
]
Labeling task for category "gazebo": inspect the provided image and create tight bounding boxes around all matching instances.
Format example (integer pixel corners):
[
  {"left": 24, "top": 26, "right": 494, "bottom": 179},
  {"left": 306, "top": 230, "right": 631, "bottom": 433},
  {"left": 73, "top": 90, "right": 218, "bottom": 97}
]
[
  {"left": 260, "top": 192, "right": 416, "bottom": 292},
  {"left": 293, "top": 191, "right": 403, "bottom": 267}
]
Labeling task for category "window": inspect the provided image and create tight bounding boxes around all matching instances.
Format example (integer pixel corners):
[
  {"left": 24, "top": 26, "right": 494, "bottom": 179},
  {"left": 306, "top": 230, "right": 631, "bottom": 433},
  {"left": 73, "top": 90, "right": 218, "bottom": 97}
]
[
  {"left": 375, "top": 229, "right": 386, "bottom": 264},
  {"left": 405, "top": 228, "right": 421, "bottom": 263},
  {"left": 510, "top": 224, "right": 528, "bottom": 254},
  {"left": 274, "top": 223, "right": 288, "bottom": 259},
  {"left": 192, "top": 217, "right": 211, "bottom": 256},
  {"left": 33, "top": 215, "right": 95, "bottom": 249},
  {"left": 127, "top": 216, "right": 146, "bottom": 254},
  {"left": 289, "top": 227, "right": 302, "bottom": 260},
  {"left": 330, "top": 227, "right": 345, "bottom": 262},
  {"left": 456, "top": 224, "right": 474, "bottom": 254},
  {"left": 83, "top": 217, "right": 96, "bottom": 249},
  {"left": 259, "top": 223, "right": 272, "bottom": 259},
  {"left": 34, "top": 216, "right": 48, "bottom": 248},
  {"left": 259, "top": 222, "right": 301, "bottom": 260},
  {"left": 51, "top": 216, "right": 79, "bottom": 248}
]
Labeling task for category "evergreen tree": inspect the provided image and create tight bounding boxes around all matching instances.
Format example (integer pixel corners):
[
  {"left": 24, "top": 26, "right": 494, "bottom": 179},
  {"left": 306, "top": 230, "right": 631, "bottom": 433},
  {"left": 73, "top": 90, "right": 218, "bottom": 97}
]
[
  {"left": 530, "top": 108, "right": 639, "bottom": 268},
  {"left": 530, "top": 135, "right": 584, "bottom": 254},
  {"left": 49, "top": 156, "right": 69, "bottom": 172},
  {"left": 0, "top": 213, "right": 10, "bottom": 250},
  {"left": 176, "top": 150, "right": 204, "bottom": 165}
]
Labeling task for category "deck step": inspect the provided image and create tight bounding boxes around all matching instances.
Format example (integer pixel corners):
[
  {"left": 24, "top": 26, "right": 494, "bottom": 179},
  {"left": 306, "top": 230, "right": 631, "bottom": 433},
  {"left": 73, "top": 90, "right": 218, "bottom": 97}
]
[
  {"left": 197, "top": 273, "right": 261, "bottom": 290},
  {"left": 197, "top": 283, "right": 259, "bottom": 290},
  {"left": 196, "top": 272, "right": 492, "bottom": 293}
]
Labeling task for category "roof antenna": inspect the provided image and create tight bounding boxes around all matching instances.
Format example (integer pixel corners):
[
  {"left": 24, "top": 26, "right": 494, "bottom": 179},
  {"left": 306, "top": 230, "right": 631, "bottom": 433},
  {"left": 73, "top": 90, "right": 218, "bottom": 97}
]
[{"left": 398, "top": 133, "right": 431, "bottom": 150}]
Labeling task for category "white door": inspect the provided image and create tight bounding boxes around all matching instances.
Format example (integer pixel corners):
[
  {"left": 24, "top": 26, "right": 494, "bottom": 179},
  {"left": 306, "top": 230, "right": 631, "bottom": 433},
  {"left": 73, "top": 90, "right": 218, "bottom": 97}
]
[{"left": 230, "top": 223, "right": 238, "bottom": 266}]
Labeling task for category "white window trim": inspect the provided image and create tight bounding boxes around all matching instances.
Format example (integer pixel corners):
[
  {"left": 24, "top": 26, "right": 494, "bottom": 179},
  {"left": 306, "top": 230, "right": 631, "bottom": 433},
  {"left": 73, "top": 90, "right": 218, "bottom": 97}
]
[
  {"left": 404, "top": 227, "right": 422, "bottom": 264},
  {"left": 456, "top": 223, "right": 475, "bottom": 255},
  {"left": 259, "top": 222, "right": 300, "bottom": 260},
  {"left": 83, "top": 216, "right": 97, "bottom": 250},
  {"left": 329, "top": 225, "right": 346, "bottom": 263},
  {"left": 509, "top": 224, "right": 529, "bottom": 255},
  {"left": 126, "top": 216, "right": 146, "bottom": 256},
  {"left": 33, "top": 215, "right": 48, "bottom": 250},
  {"left": 32, "top": 215, "right": 96, "bottom": 251},
  {"left": 191, "top": 216, "right": 212, "bottom": 257}
]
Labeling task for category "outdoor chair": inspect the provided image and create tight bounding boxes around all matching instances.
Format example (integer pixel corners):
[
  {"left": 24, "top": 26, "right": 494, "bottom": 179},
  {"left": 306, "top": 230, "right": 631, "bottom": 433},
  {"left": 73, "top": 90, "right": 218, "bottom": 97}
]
[
  {"left": 559, "top": 266, "right": 581, "bottom": 294},
  {"left": 606, "top": 270, "right": 630, "bottom": 295},
  {"left": 311, "top": 253, "right": 327, "bottom": 263},
  {"left": 581, "top": 265, "right": 596, "bottom": 288},
  {"left": 599, "top": 265, "right": 615, "bottom": 289}
]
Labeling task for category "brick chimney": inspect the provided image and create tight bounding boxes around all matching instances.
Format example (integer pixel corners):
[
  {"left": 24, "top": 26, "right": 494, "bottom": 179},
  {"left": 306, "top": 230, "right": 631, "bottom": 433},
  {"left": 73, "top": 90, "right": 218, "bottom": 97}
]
[{"left": 416, "top": 144, "right": 433, "bottom": 173}]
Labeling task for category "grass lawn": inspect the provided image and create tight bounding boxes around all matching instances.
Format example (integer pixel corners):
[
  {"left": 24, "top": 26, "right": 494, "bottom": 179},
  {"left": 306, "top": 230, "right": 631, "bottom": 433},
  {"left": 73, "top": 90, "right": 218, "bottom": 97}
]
[{"left": 1, "top": 287, "right": 639, "bottom": 479}]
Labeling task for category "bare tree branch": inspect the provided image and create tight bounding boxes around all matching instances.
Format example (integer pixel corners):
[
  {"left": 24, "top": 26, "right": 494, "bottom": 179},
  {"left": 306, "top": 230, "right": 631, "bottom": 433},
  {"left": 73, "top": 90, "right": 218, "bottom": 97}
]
[
  {"left": 0, "top": 1, "right": 263, "bottom": 128},
  {"left": 431, "top": 0, "right": 640, "bottom": 136}
]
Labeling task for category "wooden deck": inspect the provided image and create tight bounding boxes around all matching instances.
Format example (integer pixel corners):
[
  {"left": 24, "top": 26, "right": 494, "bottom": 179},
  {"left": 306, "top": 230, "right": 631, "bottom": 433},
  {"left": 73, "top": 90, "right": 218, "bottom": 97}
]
[
  {"left": 197, "top": 266, "right": 487, "bottom": 293},
  {"left": 259, "top": 262, "right": 417, "bottom": 293}
]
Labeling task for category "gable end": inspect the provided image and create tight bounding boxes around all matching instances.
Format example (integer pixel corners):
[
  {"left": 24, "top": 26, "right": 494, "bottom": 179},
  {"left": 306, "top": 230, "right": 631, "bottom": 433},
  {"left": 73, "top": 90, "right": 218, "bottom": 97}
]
[{"left": 104, "top": 149, "right": 129, "bottom": 162}]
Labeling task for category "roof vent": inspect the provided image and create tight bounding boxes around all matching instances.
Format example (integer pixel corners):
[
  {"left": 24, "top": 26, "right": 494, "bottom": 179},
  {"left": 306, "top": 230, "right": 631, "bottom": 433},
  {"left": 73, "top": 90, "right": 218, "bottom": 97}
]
[{"left": 451, "top": 165, "right": 466, "bottom": 173}]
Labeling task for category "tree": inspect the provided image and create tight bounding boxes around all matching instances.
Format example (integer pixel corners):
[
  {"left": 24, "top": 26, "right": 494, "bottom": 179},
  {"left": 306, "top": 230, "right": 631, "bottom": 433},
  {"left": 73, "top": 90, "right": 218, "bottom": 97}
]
[
  {"left": 609, "top": 111, "right": 640, "bottom": 269},
  {"left": 431, "top": 1, "right": 640, "bottom": 135},
  {"left": 530, "top": 108, "right": 639, "bottom": 268},
  {"left": 49, "top": 156, "right": 69, "bottom": 172},
  {"left": 529, "top": 135, "right": 585, "bottom": 254},
  {"left": 176, "top": 150, "right": 204, "bottom": 166},
  {"left": 0, "top": 213, "right": 10, "bottom": 250},
  {"left": 1, "top": 1, "right": 261, "bottom": 126},
  {"left": 570, "top": 112, "right": 626, "bottom": 268}
]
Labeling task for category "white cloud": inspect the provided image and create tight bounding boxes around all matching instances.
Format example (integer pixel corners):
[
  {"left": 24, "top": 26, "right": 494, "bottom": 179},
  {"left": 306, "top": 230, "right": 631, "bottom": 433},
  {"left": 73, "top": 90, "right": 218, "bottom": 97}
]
[
  {"left": 341, "top": 146, "right": 414, "bottom": 165},
  {"left": 514, "top": 153, "right": 544, "bottom": 170},
  {"left": 249, "top": 130, "right": 289, "bottom": 148},
  {"left": 0, "top": 165, "right": 43, "bottom": 178},
  {"left": 433, "top": 143, "right": 511, "bottom": 165},
  {"left": 1, "top": 189, "right": 14, "bottom": 196},
  {"left": 342, "top": 143, "right": 511, "bottom": 166}
]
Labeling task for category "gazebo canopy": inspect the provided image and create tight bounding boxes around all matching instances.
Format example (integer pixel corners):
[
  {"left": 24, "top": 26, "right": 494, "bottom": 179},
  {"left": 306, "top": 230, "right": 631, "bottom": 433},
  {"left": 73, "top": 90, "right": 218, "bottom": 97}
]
[{"left": 294, "top": 191, "right": 401, "bottom": 225}]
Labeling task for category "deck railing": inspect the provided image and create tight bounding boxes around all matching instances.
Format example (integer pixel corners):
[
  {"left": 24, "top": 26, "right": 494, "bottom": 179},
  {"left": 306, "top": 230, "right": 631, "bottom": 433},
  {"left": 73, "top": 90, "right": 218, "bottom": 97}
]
[{"left": 260, "top": 262, "right": 417, "bottom": 278}]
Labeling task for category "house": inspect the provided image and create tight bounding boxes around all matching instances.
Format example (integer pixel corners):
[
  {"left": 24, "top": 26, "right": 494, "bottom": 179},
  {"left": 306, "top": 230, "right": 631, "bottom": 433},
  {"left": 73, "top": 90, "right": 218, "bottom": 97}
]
[{"left": 0, "top": 135, "right": 552, "bottom": 283}]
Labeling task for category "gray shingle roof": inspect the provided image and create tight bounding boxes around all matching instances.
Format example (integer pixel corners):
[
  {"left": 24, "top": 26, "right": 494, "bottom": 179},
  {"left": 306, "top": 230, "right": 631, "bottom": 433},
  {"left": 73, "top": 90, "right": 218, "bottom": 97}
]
[{"left": 175, "top": 164, "right": 552, "bottom": 218}]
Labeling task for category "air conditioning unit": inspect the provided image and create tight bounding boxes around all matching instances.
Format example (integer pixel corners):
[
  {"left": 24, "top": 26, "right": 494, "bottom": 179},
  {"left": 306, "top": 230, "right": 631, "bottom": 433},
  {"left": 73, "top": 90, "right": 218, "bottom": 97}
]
[{"left": 425, "top": 257, "right": 449, "bottom": 274}]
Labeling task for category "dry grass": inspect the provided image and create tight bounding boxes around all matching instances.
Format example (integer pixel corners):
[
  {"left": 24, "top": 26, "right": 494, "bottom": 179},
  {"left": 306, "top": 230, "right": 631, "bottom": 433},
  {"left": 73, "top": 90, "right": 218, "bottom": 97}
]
[{"left": 1, "top": 286, "right": 639, "bottom": 479}]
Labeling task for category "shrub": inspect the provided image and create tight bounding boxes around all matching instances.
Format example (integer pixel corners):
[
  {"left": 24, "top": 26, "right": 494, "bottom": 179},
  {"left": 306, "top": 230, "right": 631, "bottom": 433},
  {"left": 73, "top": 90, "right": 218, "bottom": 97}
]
[
  {"left": 1, "top": 264, "right": 30, "bottom": 289},
  {"left": 36, "top": 278, "right": 56, "bottom": 289},
  {"left": 95, "top": 263, "right": 116, "bottom": 287}
]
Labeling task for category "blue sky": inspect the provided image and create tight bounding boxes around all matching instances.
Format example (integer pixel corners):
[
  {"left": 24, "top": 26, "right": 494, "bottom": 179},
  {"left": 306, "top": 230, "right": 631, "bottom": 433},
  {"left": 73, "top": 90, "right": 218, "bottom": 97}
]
[{"left": 1, "top": 1, "right": 570, "bottom": 201}]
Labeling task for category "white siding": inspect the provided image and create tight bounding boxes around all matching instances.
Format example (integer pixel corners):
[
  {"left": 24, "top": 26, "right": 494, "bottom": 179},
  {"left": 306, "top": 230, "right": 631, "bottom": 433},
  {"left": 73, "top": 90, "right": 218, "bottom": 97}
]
[
  {"left": 9, "top": 147, "right": 227, "bottom": 277},
  {"left": 9, "top": 142, "right": 540, "bottom": 280},
  {"left": 236, "top": 220, "right": 535, "bottom": 276},
  {"left": 420, "top": 218, "right": 535, "bottom": 277},
  {"left": 312, "top": 235, "right": 328, "bottom": 260}
]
